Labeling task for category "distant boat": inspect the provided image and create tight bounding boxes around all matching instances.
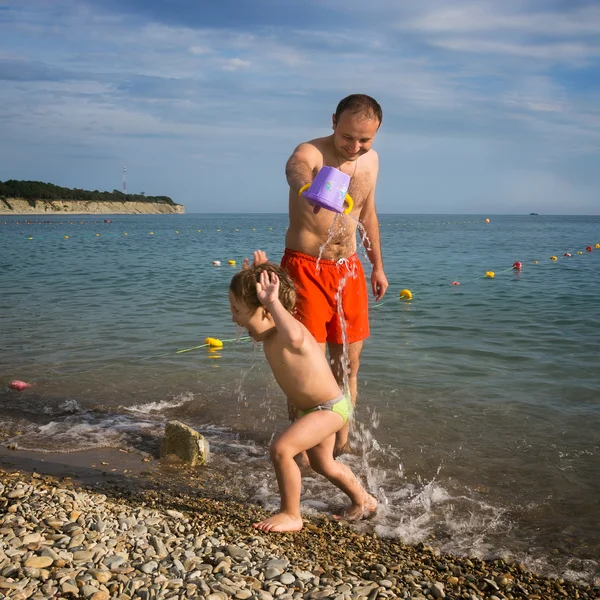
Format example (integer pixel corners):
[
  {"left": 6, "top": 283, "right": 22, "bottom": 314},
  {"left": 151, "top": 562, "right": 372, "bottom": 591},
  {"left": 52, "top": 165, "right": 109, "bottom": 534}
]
[{"left": 529, "top": 212, "right": 539, "bottom": 215}]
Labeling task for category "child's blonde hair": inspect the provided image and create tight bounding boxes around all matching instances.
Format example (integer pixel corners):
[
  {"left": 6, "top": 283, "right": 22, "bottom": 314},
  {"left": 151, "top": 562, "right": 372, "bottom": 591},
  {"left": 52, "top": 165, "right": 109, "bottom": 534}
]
[{"left": 229, "top": 263, "right": 296, "bottom": 313}]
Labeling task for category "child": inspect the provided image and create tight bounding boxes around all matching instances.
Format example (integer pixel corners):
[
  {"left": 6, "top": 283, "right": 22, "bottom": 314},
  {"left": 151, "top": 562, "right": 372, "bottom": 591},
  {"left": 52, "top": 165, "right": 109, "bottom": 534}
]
[{"left": 229, "top": 252, "right": 377, "bottom": 532}]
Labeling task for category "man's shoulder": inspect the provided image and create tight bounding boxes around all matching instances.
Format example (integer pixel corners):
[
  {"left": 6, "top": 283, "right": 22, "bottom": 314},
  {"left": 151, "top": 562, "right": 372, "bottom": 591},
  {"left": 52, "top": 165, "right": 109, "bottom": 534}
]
[
  {"left": 294, "top": 137, "right": 327, "bottom": 156},
  {"left": 361, "top": 148, "right": 379, "bottom": 173}
]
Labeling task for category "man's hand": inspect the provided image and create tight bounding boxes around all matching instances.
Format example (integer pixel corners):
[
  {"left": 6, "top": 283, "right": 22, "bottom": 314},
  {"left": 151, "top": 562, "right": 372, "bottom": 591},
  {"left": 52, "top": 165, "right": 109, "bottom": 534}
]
[
  {"left": 256, "top": 270, "right": 280, "bottom": 307},
  {"left": 371, "top": 268, "right": 389, "bottom": 302},
  {"left": 242, "top": 250, "right": 268, "bottom": 269}
]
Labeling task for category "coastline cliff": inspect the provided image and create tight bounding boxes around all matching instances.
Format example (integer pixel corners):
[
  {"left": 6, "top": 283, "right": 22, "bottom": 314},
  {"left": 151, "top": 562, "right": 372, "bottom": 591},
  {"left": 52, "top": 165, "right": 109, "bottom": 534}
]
[
  {"left": 0, "top": 180, "right": 185, "bottom": 215},
  {"left": 0, "top": 197, "right": 185, "bottom": 215}
]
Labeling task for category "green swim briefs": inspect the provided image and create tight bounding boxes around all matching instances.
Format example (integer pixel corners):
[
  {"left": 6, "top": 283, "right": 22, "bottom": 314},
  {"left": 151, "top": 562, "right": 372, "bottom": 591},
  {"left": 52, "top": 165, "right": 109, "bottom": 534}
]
[{"left": 298, "top": 391, "right": 352, "bottom": 424}]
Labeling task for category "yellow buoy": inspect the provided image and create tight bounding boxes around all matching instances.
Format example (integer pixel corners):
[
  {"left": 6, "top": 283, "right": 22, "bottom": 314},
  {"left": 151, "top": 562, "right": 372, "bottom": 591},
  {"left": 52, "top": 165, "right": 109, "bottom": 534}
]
[
  {"left": 205, "top": 337, "right": 223, "bottom": 348},
  {"left": 28, "top": 237, "right": 33, "bottom": 240},
  {"left": 485, "top": 271, "right": 495, "bottom": 278},
  {"left": 550, "top": 256, "right": 557, "bottom": 261},
  {"left": 64, "top": 235, "right": 69, "bottom": 239},
  {"left": 217, "top": 229, "right": 220, "bottom": 232},
  {"left": 95, "top": 233, "right": 100, "bottom": 237},
  {"left": 577, "top": 251, "right": 583, "bottom": 254},
  {"left": 197, "top": 229, "right": 201, "bottom": 232},
  {"left": 124, "top": 232, "right": 128, "bottom": 236},
  {"left": 533, "top": 260, "right": 538, "bottom": 264},
  {"left": 150, "top": 231, "right": 154, "bottom": 235},
  {"left": 228, "top": 260, "right": 236, "bottom": 265},
  {"left": 175, "top": 230, "right": 179, "bottom": 234},
  {"left": 399, "top": 289, "right": 412, "bottom": 300},
  {"left": 595, "top": 243, "right": 600, "bottom": 249}
]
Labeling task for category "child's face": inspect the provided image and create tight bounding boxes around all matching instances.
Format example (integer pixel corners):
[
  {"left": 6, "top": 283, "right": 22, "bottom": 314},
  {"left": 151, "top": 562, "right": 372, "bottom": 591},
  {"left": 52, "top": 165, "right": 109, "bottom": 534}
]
[{"left": 229, "top": 291, "right": 268, "bottom": 340}]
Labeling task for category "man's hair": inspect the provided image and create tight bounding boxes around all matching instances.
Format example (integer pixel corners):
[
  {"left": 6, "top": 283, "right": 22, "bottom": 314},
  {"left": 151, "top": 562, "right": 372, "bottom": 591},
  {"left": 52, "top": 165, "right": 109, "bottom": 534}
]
[
  {"left": 334, "top": 94, "right": 382, "bottom": 126},
  {"left": 230, "top": 263, "right": 296, "bottom": 313}
]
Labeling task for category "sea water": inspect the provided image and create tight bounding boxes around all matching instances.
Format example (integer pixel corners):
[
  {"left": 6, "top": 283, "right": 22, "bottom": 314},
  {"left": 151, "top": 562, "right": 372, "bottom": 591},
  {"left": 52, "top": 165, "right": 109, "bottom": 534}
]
[{"left": 1, "top": 213, "right": 599, "bottom": 583}]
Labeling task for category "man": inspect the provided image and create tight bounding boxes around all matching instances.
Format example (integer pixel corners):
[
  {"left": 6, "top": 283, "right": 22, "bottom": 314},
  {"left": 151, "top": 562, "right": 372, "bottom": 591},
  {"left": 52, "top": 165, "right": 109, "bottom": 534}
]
[{"left": 282, "top": 94, "right": 388, "bottom": 457}]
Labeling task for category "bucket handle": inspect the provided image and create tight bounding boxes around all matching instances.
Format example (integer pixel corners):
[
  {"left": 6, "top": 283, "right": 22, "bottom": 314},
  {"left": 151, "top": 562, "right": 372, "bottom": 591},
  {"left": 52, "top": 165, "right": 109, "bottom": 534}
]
[{"left": 299, "top": 184, "right": 354, "bottom": 215}]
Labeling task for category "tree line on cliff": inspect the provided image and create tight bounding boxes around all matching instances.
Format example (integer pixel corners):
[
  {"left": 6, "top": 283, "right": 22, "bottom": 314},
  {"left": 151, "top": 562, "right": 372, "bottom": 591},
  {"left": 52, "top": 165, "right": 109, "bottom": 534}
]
[{"left": 0, "top": 180, "right": 177, "bottom": 206}]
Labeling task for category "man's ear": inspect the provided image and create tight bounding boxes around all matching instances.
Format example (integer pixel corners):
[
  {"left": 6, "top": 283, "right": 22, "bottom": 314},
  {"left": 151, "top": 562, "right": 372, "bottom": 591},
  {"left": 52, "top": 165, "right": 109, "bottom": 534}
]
[{"left": 332, "top": 113, "right": 337, "bottom": 130}]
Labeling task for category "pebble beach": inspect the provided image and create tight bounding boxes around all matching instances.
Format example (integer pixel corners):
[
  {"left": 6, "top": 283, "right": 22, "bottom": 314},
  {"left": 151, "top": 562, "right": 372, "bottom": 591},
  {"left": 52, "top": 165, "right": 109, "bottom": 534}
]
[{"left": 1, "top": 459, "right": 598, "bottom": 600}]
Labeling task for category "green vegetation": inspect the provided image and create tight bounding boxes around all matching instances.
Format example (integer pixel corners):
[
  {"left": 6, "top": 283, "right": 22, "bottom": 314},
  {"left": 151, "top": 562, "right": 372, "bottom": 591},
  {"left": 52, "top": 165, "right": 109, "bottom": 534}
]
[{"left": 0, "top": 180, "right": 176, "bottom": 205}]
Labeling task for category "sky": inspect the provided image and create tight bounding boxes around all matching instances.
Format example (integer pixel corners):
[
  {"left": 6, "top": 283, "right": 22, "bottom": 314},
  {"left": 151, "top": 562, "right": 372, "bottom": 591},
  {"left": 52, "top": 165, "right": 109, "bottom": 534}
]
[{"left": 0, "top": 0, "right": 599, "bottom": 214}]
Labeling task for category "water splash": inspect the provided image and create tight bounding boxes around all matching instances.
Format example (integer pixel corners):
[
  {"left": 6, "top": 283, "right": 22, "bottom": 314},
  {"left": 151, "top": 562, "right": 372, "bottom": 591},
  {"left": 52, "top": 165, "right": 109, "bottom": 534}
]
[{"left": 315, "top": 213, "right": 341, "bottom": 271}]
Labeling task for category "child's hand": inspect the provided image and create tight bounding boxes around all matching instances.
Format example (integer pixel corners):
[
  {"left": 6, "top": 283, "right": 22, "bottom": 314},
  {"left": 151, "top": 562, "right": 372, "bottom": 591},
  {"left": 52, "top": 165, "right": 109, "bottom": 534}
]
[{"left": 256, "top": 270, "right": 279, "bottom": 307}]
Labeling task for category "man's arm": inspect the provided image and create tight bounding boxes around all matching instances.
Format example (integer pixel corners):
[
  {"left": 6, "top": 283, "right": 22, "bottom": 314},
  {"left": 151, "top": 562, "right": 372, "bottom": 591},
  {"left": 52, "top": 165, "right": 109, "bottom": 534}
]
[
  {"left": 359, "top": 158, "right": 389, "bottom": 301},
  {"left": 285, "top": 143, "right": 320, "bottom": 193}
]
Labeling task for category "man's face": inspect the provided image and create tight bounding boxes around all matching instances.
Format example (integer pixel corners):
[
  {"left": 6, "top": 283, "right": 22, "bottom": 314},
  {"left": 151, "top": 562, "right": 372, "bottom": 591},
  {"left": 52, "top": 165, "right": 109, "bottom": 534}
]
[{"left": 332, "top": 111, "right": 380, "bottom": 162}]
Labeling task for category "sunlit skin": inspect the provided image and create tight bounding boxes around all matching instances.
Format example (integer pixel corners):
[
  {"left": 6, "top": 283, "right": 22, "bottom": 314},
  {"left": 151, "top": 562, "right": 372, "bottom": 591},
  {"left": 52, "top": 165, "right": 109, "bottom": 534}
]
[
  {"left": 229, "top": 254, "right": 377, "bottom": 532},
  {"left": 284, "top": 107, "right": 389, "bottom": 458}
]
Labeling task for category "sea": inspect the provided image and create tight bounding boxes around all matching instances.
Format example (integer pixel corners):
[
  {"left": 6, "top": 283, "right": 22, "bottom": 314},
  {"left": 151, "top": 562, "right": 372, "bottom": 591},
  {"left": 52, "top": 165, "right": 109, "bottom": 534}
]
[{"left": 1, "top": 213, "right": 599, "bottom": 584}]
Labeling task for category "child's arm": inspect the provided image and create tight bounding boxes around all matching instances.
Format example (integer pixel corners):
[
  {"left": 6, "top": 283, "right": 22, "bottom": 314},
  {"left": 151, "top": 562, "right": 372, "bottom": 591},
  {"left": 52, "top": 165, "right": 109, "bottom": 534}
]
[{"left": 257, "top": 270, "right": 304, "bottom": 349}]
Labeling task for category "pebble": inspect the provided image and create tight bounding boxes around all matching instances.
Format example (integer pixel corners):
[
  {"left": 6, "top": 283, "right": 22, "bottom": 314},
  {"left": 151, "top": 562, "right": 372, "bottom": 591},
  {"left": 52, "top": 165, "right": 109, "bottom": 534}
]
[{"left": 0, "top": 468, "right": 597, "bottom": 600}]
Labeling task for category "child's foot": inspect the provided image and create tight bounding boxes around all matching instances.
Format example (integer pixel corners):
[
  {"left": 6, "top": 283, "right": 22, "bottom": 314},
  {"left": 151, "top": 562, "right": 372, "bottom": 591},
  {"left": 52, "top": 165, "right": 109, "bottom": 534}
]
[
  {"left": 333, "top": 494, "right": 378, "bottom": 521},
  {"left": 333, "top": 441, "right": 352, "bottom": 457},
  {"left": 253, "top": 512, "right": 303, "bottom": 532}
]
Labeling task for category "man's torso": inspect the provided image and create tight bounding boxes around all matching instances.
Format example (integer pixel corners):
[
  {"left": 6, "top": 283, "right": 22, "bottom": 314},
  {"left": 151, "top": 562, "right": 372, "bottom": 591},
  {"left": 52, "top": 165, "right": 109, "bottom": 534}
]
[{"left": 286, "top": 136, "right": 377, "bottom": 260}]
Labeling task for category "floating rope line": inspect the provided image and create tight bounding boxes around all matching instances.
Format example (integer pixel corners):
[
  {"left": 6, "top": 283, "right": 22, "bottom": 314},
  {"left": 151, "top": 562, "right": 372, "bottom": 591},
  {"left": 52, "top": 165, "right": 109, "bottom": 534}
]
[
  {"left": 136, "top": 336, "right": 250, "bottom": 361},
  {"left": 372, "top": 243, "right": 598, "bottom": 309},
  {"left": 7, "top": 336, "right": 252, "bottom": 389}
]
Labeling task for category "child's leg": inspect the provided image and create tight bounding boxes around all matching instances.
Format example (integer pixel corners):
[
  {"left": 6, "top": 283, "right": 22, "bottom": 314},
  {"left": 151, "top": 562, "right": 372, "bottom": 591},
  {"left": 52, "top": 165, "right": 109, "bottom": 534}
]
[
  {"left": 253, "top": 410, "right": 343, "bottom": 533},
  {"left": 306, "top": 423, "right": 377, "bottom": 520}
]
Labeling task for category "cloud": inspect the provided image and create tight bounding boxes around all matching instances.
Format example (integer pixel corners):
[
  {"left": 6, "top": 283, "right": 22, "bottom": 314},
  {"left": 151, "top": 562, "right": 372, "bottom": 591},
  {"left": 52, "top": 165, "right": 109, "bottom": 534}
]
[
  {"left": 0, "top": 57, "right": 74, "bottom": 81},
  {"left": 430, "top": 39, "right": 600, "bottom": 62},
  {"left": 221, "top": 57, "right": 251, "bottom": 72},
  {"left": 0, "top": 0, "right": 599, "bottom": 213},
  {"left": 406, "top": 3, "right": 600, "bottom": 36}
]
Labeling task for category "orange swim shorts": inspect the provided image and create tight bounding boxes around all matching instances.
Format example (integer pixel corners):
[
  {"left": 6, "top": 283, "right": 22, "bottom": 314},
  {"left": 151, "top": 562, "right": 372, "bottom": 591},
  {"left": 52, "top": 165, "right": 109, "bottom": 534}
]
[{"left": 281, "top": 248, "right": 370, "bottom": 345}]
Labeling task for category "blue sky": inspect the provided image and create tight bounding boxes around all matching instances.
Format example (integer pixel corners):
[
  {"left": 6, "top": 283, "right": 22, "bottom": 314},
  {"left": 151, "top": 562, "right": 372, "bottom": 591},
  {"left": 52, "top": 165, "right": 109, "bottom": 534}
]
[{"left": 1, "top": 0, "right": 599, "bottom": 214}]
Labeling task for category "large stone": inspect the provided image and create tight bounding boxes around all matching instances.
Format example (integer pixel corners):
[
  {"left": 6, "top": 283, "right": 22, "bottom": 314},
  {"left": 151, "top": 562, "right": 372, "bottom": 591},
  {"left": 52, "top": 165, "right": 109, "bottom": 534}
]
[{"left": 160, "top": 420, "right": 209, "bottom": 466}]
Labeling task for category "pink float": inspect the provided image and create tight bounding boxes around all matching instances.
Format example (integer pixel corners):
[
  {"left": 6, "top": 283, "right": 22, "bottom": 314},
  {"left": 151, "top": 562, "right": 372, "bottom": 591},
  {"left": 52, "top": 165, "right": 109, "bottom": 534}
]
[{"left": 9, "top": 380, "right": 31, "bottom": 391}]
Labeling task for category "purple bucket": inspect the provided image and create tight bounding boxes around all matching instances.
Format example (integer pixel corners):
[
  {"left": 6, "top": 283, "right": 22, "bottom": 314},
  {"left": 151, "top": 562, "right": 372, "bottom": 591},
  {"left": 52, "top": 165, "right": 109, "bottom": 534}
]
[{"left": 299, "top": 166, "right": 354, "bottom": 214}]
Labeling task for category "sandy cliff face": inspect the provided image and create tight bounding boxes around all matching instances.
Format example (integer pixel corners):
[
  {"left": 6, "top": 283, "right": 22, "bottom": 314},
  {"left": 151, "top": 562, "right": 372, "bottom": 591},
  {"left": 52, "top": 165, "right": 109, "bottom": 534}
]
[{"left": 0, "top": 198, "right": 185, "bottom": 215}]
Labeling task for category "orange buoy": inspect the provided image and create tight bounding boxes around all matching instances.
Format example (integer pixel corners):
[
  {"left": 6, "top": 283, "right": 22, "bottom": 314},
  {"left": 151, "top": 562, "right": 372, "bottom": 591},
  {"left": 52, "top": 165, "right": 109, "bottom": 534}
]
[
  {"left": 586, "top": 246, "right": 593, "bottom": 252},
  {"left": 450, "top": 281, "right": 461, "bottom": 286},
  {"left": 564, "top": 253, "right": 571, "bottom": 257},
  {"left": 512, "top": 261, "right": 522, "bottom": 270}
]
